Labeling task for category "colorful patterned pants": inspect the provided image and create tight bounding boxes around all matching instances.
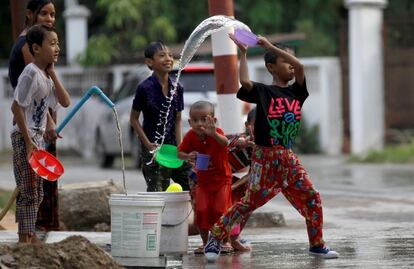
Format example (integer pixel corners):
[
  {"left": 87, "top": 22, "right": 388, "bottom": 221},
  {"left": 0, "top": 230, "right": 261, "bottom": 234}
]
[
  {"left": 11, "top": 132, "right": 43, "bottom": 235},
  {"left": 211, "top": 145, "right": 325, "bottom": 247}
]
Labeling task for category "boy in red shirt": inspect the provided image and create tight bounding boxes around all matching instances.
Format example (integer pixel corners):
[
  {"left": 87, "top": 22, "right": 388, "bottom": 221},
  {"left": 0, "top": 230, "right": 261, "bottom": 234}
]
[{"left": 178, "top": 101, "right": 232, "bottom": 253}]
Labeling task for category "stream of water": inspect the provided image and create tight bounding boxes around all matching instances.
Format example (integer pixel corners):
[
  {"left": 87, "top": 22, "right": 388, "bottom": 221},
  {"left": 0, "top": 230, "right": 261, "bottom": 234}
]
[
  {"left": 150, "top": 15, "right": 251, "bottom": 161},
  {"left": 113, "top": 108, "right": 127, "bottom": 194},
  {"left": 112, "top": 15, "right": 251, "bottom": 192}
]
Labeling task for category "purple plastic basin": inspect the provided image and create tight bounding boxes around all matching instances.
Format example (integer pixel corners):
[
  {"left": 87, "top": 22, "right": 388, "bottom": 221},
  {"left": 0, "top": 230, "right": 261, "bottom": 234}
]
[{"left": 234, "top": 28, "right": 258, "bottom": 46}]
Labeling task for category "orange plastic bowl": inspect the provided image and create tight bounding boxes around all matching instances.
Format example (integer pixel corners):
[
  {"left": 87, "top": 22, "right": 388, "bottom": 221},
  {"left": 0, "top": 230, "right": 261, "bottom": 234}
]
[{"left": 29, "top": 149, "right": 64, "bottom": 181}]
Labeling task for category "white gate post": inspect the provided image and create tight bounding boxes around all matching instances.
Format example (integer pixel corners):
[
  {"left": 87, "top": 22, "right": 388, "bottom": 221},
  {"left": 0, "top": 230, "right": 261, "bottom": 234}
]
[{"left": 345, "top": 0, "right": 388, "bottom": 154}]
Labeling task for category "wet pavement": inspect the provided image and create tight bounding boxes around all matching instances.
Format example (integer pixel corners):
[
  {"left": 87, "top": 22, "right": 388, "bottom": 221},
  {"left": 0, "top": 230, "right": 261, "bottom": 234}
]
[{"left": 1, "top": 155, "right": 414, "bottom": 268}]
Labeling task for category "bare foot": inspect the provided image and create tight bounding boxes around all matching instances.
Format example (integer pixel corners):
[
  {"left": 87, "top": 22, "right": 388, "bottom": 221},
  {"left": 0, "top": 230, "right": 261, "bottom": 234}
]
[
  {"left": 30, "top": 234, "right": 42, "bottom": 244},
  {"left": 18, "top": 234, "right": 31, "bottom": 244},
  {"left": 231, "top": 239, "right": 251, "bottom": 252},
  {"left": 194, "top": 245, "right": 204, "bottom": 254}
]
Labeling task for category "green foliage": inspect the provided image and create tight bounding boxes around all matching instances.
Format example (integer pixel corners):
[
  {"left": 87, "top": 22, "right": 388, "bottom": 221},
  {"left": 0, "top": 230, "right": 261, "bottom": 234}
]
[
  {"left": 80, "top": 0, "right": 177, "bottom": 65},
  {"left": 2, "top": 0, "right": 413, "bottom": 62},
  {"left": 294, "top": 19, "right": 336, "bottom": 56},
  {"left": 349, "top": 139, "right": 414, "bottom": 163},
  {"left": 79, "top": 35, "right": 115, "bottom": 66},
  {"left": 148, "top": 17, "right": 177, "bottom": 43},
  {"left": 294, "top": 116, "right": 321, "bottom": 154}
]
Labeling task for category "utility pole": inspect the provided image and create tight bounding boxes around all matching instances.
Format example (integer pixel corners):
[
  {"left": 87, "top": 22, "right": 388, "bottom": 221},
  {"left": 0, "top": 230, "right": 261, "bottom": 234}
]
[
  {"left": 10, "top": 0, "right": 29, "bottom": 40},
  {"left": 208, "top": 0, "right": 244, "bottom": 134}
]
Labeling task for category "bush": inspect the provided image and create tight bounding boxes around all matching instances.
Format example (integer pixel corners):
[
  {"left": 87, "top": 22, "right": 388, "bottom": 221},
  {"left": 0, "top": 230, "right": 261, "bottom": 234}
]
[
  {"left": 294, "top": 116, "right": 321, "bottom": 154},
  {"left": 349, "top": 138, "right": 414, "bottom": 163}
]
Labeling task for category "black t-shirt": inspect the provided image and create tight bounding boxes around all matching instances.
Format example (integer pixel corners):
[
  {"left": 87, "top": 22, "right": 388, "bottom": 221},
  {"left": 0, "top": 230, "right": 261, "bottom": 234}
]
[
  {"left": 237, "top": 79, "right": 309, "bottom": 148},
  {"left": 131, "top": 74, "right": 184, "bottom": 145}
]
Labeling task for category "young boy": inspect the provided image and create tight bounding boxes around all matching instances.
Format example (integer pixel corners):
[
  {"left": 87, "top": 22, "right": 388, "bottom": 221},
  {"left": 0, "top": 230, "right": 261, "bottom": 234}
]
[
  {"left": 130, "top": 41, "right": 190, "bottom": 192},
  {"left": 204, "top": 34, "right": 339, "bottom": 260},
  {"left": 177, "top": 101, "right": 233, "bottom": 253},
  {"left": 11, "top": 25, "right": 71, "bottom": 243}
]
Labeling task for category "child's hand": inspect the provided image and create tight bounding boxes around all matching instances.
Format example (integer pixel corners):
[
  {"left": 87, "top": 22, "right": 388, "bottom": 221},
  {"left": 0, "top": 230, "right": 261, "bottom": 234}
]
[
  {"left": 26, "top": 140, "right": 38, "bottom": 161},
  {"left": 256, "top": 35, "right": 273, "bottom": 50},
  {"left": 44, "top": 129, "right": 62, "bottom": 143},
  {"left": 188, "top": 151, "right": 197, "bottom": 163},
  {"left": 45, "top": 63, "right": 56, "bottom": 77},
  {"left": 146, "top": 142, "right": 158, "bottom": 152},
  {"left": 235, "top": 137, "right": 248, "bottom": 148},
  {"left": 203, "top": 115, "right": 216, "bottom": 136},
  {"left": 229, "top": 33, "right": 247, "bottom": 53}
]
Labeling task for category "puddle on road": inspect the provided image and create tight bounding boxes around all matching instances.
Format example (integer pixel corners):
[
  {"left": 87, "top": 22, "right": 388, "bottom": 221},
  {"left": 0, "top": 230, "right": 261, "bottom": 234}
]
[
  {"left": 311, "top": 165, "right": 414, "bottom": 195},
  {"left": 182, "top": 237, "right": 414, "bottom": 269}
]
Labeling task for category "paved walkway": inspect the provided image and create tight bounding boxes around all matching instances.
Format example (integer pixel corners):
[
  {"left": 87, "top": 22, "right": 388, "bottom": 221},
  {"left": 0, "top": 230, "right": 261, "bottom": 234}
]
[{"left": 1, "top": 155, "right": 414, "bottom": 268}]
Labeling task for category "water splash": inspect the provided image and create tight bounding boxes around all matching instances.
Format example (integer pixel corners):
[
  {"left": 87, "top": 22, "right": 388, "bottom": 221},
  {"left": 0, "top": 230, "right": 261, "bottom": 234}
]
[
  {"left": 150, "top": 15, "right": 250, "bottom": 162},
  {"left": 178, "top": 15, "right": 250, "bottom": 71}
]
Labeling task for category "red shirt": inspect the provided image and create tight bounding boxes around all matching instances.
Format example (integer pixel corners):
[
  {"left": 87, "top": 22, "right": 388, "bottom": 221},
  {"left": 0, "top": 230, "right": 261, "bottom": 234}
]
[{"left": 178, "top": 128, "right": 232, "bottom": 191}]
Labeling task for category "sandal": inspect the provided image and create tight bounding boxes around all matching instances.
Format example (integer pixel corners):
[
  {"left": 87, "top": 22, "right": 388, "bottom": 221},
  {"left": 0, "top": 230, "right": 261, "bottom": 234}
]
[{"left": 194, "top": 245, "right": 204, "bottom": 255}]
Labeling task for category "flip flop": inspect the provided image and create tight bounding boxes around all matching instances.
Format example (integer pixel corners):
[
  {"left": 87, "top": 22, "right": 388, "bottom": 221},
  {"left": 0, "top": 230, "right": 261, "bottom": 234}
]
[
  {"left": 194, "top": 245, "right": 204, "bottom": 255},
  {"left": 220, "top": 244, "right": 234, "bottom": 254}
]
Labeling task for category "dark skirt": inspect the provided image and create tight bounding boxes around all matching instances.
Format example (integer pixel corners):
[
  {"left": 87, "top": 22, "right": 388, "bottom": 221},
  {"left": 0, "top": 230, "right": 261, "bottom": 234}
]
[{"left": 36, "top": 110, "right": 60, "bottom": 231}]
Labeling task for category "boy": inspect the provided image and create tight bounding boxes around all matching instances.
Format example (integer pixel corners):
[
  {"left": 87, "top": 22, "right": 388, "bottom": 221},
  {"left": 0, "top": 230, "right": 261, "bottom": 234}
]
[
  {"left": 11, "top": 25, "right": 71, "bottom": 243},
  {"left": 204, "top": 34, "right": 339, "bottom": 260},
  {"left": 130, "top": 41, "right": 190, "bottom": 192},
  {"left": 178, "top": 101, "right": 233, "bottom": 253}
]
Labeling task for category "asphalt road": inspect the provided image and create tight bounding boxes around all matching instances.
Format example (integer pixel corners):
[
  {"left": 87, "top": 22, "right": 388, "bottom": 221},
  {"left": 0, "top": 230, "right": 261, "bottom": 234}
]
[{"left": 1, "top": 154, "right": 414, "bottom": 268}]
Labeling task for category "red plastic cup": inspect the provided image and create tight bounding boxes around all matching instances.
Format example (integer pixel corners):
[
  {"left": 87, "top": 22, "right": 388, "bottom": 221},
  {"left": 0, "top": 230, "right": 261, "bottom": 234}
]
[
  {"left": 234, "top": 28, "right": 258, "bottom": 46},
  {"left": 196, "top": 153, "right": 210, "bottom": 171},
  {"left": 29, "top": 149, "right": 64, "bottom": 181}
]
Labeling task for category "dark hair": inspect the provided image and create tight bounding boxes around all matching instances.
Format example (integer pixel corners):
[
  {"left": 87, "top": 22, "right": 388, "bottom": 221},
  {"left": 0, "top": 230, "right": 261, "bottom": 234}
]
[
  {"left": 144, "top": 41, "right": 167, "bottom": 59},
  {"left": 26, "top": 25, "right": 55, "bottom": 55},
  {"left": 190, "top": 101, "right": 215, "bottom": 116},
  {"left": 246, "top": 107, "right": 256, "bottom": 123},
  {"left": 26, "top": 0, "right": 55, "bottom": 26},
  {"left": 264, "top": 44, "right": 291, "bottom": 65}
]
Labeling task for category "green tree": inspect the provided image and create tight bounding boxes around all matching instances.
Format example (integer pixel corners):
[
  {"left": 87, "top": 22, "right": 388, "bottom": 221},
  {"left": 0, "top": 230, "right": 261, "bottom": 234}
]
[{"left": 79, "top": 0, "right": 177, "bottom": 66}]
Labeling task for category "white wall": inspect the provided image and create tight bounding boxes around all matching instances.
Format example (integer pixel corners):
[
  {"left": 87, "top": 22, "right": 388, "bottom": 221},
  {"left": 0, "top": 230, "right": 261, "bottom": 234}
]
[{"left": 0, "top": 58, "right": 343, "bottom": 156}]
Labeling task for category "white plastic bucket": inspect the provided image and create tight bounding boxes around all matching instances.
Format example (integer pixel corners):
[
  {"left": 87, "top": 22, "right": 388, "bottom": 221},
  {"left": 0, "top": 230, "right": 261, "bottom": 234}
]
[
  {"left": 109, "top": 194, "right": 164, "bottom": 258},
  {"left": 138, "top": 191, "right": 191, "bottom": 254}
]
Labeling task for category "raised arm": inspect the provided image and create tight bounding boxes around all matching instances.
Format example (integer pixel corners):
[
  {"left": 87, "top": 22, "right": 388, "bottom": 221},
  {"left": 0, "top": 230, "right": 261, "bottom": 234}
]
[
  {"left": 229, "top": 33, "right": 253, "bottom": 91},
  {"left": 257, "top": 36, "right": 305, "bottom": 86},
  {"left": 47, "top": 63, "right": 71, "bottom": 107},
  {"left": 204, "top": 115, "right": 228, "bottom": 146}
]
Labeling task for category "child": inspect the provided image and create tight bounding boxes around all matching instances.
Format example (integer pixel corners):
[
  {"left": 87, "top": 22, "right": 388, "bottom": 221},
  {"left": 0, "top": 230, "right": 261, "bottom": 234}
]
[
  {"left": 227, "top": 107, "right": 256, "bottom": 251},
  {"left": 130, "top": 41, "right": 190, "bottom": 192},
  {"left": 8, "top": 0, "right": 61, "bottom": 232},
  {"left": 178, "top": 101, "right": 233, "bottom": 254},
  {"left": 204, "top": 34, "right": 339, "bottom": 260},
  {"left": 11, "top": 25, "right": 71, "bottom": 243},
  {"left": 9, "top": 0, "right": 56, "bottom": 89}
]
